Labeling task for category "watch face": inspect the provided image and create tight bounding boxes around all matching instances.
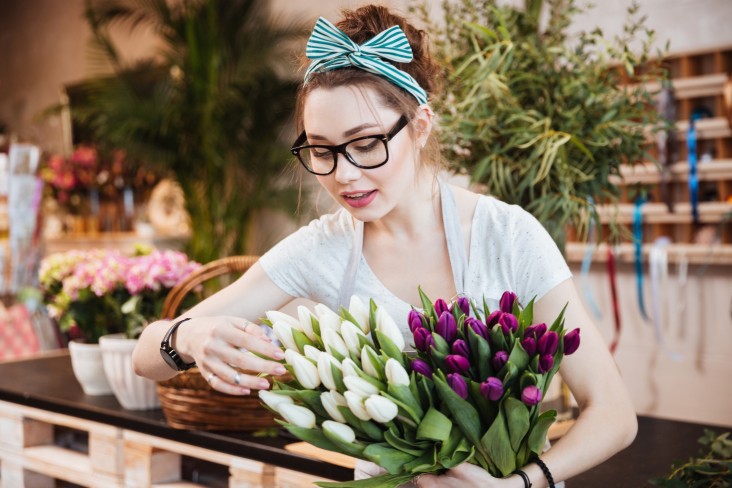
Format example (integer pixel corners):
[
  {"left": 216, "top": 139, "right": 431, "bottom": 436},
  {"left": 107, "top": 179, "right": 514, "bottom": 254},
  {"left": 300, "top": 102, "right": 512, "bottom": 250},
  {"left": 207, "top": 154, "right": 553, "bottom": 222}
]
[{"left": 160, "top": 348, "right": 180, "bottom": 370}]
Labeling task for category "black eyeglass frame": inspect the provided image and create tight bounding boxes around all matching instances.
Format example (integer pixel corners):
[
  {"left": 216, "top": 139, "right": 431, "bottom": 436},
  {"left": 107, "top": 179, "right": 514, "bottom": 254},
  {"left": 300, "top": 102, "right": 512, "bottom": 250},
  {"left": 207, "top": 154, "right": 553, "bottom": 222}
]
[{"left": 291, "top": 115, "right": 410, "bottom": 176}]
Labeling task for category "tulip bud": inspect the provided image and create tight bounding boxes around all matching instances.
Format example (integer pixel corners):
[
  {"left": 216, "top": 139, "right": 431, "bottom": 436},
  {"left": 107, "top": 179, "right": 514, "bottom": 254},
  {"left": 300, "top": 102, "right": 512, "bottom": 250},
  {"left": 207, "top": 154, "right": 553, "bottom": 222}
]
[
  {"left": 446, "top": 354, "right": 471, "bottom": 374},
  {"left": 538, "top": 354, "right": 554, "bottom": 373},
  {"left": 259, "top": 390, "right": 295, "bottom": 411},
  {"left": 499, "top": 313, "right": 518, "bottom": 335},
  {"left": 524, "top": 323, "right": 547, "bottom": 340},
  {"left": 317, "top": 353, "right": 341, "bottom": 390},
  {"left": 273, "top": 321, "right": 299, "bottom": 352},
  {"left": 348, "top": 296, "right": 370, "bottom": 334},
  {"left": 341, "top": 358, "right": 361, "bottom": 378},
  {"left": 365, "top": 395, "right": 399, "bottom": 423},
  {"left": 485, "top": 310, "right": 503, "bottom": 327},
  {"left": 385, "top": 358, "right": 410, "bottom": 386},
  {"left": 303, "top": 344, "right": 322, "bottom": 363},
  {"left": 451, "top": 339, "right": 469, "bottom": 357},
  {"left": 521, "top": 385, "right": 542, "bottom": 406},
  {"left": 316, "top": 304, "right": 342, "bottom": 335},
  {"left": 376, "top": 308, "right": 405, "bottom": 351},
  {"left": 538, "top": 331, "right": 559, "bottom": 356},
  {"left": 322, "top": 329, "right": 348, "bottom": 358},
  {"left": 410, "top": 358, "right": 433, "bottom": 378},
  {"left": 434, "top": 298, "right": 449, "bottom": 316},
  {"left": 342, "top": 320, "right": 367, "bottom": 355},
  {"left": 465, "top": 317, "right": 489, "bottom": 340},
  {"left": 447, "top": 373, "right": 468, "bottom": 400},
  {"left": 277, "top": 403, "right": 316, "bottom": 429},
  {"left": 344, "top": 375, "right": 380, "bottom": 398},
  {"left": 563, "top": 329, "right": 581, "bottom": 355},
  {"left": 266, "top": 310, "right": 301, "bottom": 330},
  {"left": 361, "top": 345, "right": 383, "bottom": 379},
  {"left": 408, "top": 309, "right": 425, "bottom": 332},
  {"left": 455, "top": 296, "right": 471, "bottom": 315},
  {"left": 521, "top": 337, "right": 537, "bottom": 356},
  {"left": 492, "top": 350, "right": 508, "bottom": 371},
  {"left": 297, "top": 306, "right": 318, "bottom": 341},
  {"left": 436, "top": 311, "right": 457, "bottom": 343},
  {"left": 286, "top": 350, "right": 321, "bottom": 389},
  {"left": 322, "top": 420, "right": 356, "bottom": 443},
  {"left": 344, "top": 391, "right": 371, "bottom": 420},
  {"left": 499, "top": 291, "right": 517, "bottom": 313},
  {"left": 413, "top": 327, "right": 435, "bottom": 353},
  {"left": 479, "top": 377, "right": 504, "bottom": 401},
  {"left": 321, "top": 391, "right": 347, "bottom": 423}
]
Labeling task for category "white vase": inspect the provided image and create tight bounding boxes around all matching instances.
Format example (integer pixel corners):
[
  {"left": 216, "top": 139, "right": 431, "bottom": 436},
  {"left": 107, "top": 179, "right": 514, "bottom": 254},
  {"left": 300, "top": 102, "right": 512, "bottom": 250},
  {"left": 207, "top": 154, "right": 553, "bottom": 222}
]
[
  {"left": 99, "top": 334, "right": 160, "bottom": 410},
  {"left": 68, "top": 340, "right": 113, "bottom": 395}
]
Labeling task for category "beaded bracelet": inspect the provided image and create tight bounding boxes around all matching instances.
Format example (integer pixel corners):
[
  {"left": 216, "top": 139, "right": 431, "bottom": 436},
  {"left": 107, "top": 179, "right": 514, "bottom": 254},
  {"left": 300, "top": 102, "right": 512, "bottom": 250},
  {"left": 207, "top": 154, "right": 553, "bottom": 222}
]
[
  {"left": 534, "top": 458, "right": 556, "bottom": 488},
  {"left": 514, "top": 469, "right": 532, "bottom": 488}
]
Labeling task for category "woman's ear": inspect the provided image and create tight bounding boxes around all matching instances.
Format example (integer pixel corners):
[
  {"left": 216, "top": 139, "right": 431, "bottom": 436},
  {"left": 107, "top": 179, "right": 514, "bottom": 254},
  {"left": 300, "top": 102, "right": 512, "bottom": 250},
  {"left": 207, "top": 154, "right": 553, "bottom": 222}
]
[{"left": 413, "top": 104, "right": 434, "bottom": 148}]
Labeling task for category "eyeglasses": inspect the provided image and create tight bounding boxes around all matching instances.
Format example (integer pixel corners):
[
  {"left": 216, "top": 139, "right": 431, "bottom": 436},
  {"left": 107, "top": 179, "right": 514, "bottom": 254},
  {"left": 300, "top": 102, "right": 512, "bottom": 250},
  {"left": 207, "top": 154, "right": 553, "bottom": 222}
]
[{"left": 291, "top": 115, "right": 410, "bottom": 176}]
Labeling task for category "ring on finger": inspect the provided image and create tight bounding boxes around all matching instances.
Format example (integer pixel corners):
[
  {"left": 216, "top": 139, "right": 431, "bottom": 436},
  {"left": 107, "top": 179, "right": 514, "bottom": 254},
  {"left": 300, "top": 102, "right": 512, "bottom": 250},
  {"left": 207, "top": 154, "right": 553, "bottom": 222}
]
[
  {"left": 207, "top": 372, "right": 216, "bottom": 383},
  {"left": 233, "top": 371, "right": 241, "bottom": 386}
]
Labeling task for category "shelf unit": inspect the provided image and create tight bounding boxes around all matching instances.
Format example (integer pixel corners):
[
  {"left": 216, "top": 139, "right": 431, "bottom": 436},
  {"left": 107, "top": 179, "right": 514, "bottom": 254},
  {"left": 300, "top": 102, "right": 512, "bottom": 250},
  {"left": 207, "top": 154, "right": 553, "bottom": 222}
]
[{"left": 568, "top": 46, "right": 732, "bottom": 264}]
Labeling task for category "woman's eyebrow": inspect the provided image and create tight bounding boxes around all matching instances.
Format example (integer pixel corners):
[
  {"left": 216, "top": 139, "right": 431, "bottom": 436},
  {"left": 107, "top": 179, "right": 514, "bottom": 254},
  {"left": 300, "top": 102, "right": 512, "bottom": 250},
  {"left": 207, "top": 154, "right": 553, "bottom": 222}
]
[{"left": 308, "top": 122, "right": 380, "bottom": 141}]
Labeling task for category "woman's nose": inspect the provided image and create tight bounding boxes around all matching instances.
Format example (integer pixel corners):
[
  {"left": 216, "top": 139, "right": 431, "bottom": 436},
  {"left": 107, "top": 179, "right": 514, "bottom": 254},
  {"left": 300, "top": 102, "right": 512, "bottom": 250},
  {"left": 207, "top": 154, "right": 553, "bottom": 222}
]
[{"left": 334, "top": 152, "right": 362, "bottom": 184}]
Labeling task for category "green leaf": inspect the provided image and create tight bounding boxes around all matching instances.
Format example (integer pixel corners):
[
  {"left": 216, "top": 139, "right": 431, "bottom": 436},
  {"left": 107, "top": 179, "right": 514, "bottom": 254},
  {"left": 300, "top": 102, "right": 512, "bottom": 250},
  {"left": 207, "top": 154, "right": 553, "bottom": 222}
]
[
  {"left": 433, "top": 374, "right": 483, "bottom": 449},
  {"left": 528, "top": 409, "right": 557, "bottom": 455},
  {"left": 417, "top": 407, "right": 453, "bottom": 442},
  {"left": 384, "top": 428, "right": 429, "bottom": 457},
  {"left": 518, "top": 298, "right": 535, "bottom": 332},
  {"left": 316, "top": 473, "right": 415, "bottom": 488},
  {"left": 480, "top": 407, "right": 516, "bottom": 476},
  {"left": 281, "top": 423, "right": 340, "bottom": 453},
  {"left": 387, "top": 383, "right": 424, "bottom": 421},
  {"left": 291, "top": 328, "right": 314, "bottom": 352},
  {"left": 418, "top": 287, "right": 436, "bottom": 319},
  {"left": 375, "top": 330, "right": 405, "bottom": 366},
  {"left": 549, "top": 303, "right": 568, "bottom": 333},
  {"left": 403, "top": 448, "right": 439, "bottom": 473},
  {"left": 504, "top": 397, "right": 530, "bottom": 452},
  {"left": 507, "top": 340, "right": 530, "bottom": 373},
  {"left": 363, "top": 443, "right": 416, "bottom": 475}
]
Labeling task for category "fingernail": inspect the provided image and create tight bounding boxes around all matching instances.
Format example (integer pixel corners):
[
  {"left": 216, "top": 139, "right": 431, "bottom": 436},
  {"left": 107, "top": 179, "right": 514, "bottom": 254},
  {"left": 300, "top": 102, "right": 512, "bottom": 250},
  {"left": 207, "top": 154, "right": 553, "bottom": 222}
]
[
  {"left": 275, "top": 365, "right": 287, "bottom": 375},
  {"left": 274, "top": 350, "right": 285, "bottom": 360},
  {"left": 241, "top": 388, "right": 251, "bottom": 395},
  {"left": 258, "top": 380, "right": 270, "bottom": 389}
]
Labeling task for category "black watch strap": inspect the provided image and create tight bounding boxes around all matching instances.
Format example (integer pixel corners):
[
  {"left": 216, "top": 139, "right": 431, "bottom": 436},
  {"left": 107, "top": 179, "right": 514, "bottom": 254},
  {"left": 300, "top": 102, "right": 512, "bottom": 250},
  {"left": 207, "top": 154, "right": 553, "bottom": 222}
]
[{"left": 160, "top": 317, "right": 196, "bottom": 371}]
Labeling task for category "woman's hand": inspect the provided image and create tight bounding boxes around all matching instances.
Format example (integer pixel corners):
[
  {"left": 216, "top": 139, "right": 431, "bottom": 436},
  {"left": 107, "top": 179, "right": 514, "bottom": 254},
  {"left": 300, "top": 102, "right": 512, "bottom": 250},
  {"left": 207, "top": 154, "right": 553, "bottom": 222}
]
[
  {"left": 177, "top": 316, "right": 286, "bottom": 395},
  {"left": 416, "top": 464, "right": 520, "bottom": 488}
]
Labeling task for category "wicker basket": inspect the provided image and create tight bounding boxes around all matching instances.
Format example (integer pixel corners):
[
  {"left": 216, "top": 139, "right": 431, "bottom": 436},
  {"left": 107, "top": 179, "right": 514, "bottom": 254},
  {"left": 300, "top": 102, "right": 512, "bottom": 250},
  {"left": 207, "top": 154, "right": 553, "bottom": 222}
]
[{"left": 156, "top": 255, "right": 281, "bottom": 431}]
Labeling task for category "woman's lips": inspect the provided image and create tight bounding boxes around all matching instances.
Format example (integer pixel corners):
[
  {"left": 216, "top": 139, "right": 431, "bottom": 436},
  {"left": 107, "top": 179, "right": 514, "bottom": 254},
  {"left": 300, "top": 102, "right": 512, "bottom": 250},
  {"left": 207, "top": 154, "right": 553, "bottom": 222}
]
[{"left": 341, "top": 190, "right": 378, "bottom": 208}]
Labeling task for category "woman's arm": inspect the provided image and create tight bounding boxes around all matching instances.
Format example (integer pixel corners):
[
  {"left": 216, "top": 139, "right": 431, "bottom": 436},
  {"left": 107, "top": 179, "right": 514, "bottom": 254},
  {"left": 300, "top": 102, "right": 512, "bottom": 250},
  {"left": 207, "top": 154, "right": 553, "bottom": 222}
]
[{"left": 132, "top": 262, "right": 293, "bottom": 395}]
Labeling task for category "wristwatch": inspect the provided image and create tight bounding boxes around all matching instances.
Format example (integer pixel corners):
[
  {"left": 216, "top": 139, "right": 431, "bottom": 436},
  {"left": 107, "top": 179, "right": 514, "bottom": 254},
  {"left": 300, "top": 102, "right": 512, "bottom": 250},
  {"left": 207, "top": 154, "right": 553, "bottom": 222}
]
[{"left": 160, "top": 318, "right": 196, "bottom": 371}]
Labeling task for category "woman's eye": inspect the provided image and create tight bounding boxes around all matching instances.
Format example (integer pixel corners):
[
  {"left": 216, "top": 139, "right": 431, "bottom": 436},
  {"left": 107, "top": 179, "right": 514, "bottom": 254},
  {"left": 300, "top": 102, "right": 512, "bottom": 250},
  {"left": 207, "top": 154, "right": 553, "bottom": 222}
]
[
  {"left": 352, "top": 139, "right": 379, "bottom": 152},
  {"left": 311, "top": 149, "right": 332, "bottom": 159}
]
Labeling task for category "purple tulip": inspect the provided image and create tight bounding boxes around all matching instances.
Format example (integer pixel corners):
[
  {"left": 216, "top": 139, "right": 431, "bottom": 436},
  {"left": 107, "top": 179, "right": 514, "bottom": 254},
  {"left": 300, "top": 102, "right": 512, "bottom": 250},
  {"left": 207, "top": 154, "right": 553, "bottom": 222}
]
[
  {"left": 434, "top": 298, "right": 449, "bottom": 316},
  {"left": 521, "top": 337, "right": 537, "bottom": 356},
  {"left": 413, "top": 327, "right": 435, "bottom": 353},
  {"left": 538, "top": 331, "right": 559, "bottom": 356},
  {"left": 408, "top": 310, "right": 425, "bottom": 332},
  {"left": 524, "top": 323, "right": 547, "bottom": 340},
  {"left": 465, "top": 317, "right": 489, "bottom": 340},
  {"left": 447, "top": 373, "right": 468, "bottom": 399},
  {"left": 451, "top": 339, "right": 470, "bottom": 357},
  {"left": 499, "top": 291, "right": 517, "bottom": 313},
  {"left": 446, "top": 354, "right": 471, "bottom": 374},
  {"left": 492, "top": 350, "right": 508, "bottom": 371},
  {"left": 455, "top": 296, "right": 471, "bottom": 315},
  {"left": 499, "top": 314, "right": 518, "bottom": 335},
  {"left": 521, "top": 385, "right": 542, "bottom": 406},
  {"left": 410, "top": 358, "right": 433, "bottom": 378},
  {"left": 564, "top": 329, "right": 581, "bottom": 355},
  {"left": 485, "top": 310, "right": 503, "bottom": 327},
  {"left": 436, "top": 311, "right": 457, "bottom": 344},
  {"left": 480, "top": 377, "right": 504, "bottom": 401},
  {"left": 538, "top": 354, "right": 554, "bottom": 373}
]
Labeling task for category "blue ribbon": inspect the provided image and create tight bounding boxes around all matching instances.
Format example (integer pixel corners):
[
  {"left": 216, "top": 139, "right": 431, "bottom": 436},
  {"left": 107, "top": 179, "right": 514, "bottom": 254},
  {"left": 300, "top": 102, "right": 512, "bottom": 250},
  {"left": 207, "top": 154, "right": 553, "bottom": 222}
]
[
  {"left": 634, "top": 198, "right": 649, "bottom": 321},
  {"left": 687, "top": 117, "right": 699, "bottom": 224},
  {"left": 304, "top": 17, "right": 428, "bottom": 105}
]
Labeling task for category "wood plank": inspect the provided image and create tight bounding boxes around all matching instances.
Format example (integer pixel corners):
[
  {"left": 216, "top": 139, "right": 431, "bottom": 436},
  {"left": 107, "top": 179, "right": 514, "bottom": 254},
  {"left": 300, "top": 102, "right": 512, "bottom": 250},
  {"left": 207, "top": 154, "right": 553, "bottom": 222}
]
[
  {"left": 676, "top": 117, "right": 731, "bottom": 140},
  {"left": 595, "top": 202, "right": 732, "bottom": 224},
  {"left": 284, "top": 442, "right": 357, "bottom": 469},
  {"left": 275, "top": 467, "right": 336, "bottom": 488},
  {"left": 614, "top": 159, "right": 732, "bottom": 184},
  {"left": 0, "top": 400, "right": 119, "bottom": 437},
  {"left": 565, "top": 242, "right": 732, "bottom": 265},
  {"left": 641, "top": 73, "right": 728, "bottom": 99}
]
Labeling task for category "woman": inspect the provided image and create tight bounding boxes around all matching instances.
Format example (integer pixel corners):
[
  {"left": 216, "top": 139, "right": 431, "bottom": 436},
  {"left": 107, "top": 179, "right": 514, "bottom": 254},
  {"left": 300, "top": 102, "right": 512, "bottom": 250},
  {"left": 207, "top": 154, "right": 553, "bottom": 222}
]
[{"left": 132, "top": 5, "right": 637, "bottom": 487}]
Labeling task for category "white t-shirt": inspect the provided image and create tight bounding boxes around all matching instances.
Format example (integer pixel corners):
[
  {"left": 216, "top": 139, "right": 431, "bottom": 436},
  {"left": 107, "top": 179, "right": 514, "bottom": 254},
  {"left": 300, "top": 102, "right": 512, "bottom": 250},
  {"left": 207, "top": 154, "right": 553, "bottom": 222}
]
[{"left": 260, "top": 195, "right": 572, "bottom": 338}]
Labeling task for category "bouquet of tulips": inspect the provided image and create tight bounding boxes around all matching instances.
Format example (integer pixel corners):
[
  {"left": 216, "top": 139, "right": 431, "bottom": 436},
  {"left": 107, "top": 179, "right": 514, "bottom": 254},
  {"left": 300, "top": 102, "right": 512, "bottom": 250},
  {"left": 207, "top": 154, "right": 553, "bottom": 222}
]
[{"left": 259, "top": 289, "right": 580, "bottom": 487}]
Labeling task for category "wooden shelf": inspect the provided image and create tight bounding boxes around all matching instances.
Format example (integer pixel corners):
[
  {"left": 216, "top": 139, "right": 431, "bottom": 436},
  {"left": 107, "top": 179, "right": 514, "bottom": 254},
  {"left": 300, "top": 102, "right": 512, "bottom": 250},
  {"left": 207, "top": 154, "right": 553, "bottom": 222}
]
[
  {"left": 641, "top": 73, "right": 728, "bottom": 99},
  {"left": 676, "top": 117, "right": 731, "bottom": 140},
  {"left": 566, "top": 242, "right": 732, "bottom": 265},
  {"left": 614, "top": 159, "right": 732, "bottom": 185},
  {"left": 596, "top": 201, "right": 732, "bottom": 224}
]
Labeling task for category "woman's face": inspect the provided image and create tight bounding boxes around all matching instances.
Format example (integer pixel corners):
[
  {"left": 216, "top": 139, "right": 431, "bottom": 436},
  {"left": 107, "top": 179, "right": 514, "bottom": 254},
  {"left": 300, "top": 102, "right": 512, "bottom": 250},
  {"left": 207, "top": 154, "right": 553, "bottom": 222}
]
[{"left": 302, "top": 85, "right": 425, "bottom": 222}]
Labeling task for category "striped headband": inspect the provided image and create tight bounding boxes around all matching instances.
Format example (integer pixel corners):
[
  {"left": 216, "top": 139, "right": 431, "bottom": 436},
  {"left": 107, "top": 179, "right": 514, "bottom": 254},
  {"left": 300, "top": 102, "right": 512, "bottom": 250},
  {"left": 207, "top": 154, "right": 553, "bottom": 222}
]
[{"left": 304, "top": 17, "right": 428, "bottom": 105}]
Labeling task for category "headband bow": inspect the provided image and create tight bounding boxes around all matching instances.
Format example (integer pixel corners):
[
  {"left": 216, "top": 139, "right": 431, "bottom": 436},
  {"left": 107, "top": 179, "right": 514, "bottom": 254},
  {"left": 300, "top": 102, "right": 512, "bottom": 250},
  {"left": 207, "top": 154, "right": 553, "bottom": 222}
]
[{"left": 304, "top": 17, "right": 428, "bottom": 105}]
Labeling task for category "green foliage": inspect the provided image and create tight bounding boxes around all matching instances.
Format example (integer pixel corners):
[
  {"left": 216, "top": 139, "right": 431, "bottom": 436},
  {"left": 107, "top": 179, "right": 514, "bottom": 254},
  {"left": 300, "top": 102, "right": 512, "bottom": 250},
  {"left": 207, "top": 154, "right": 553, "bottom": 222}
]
[
  {"left": 412, "top": 0, "right": 667, "bottom": 248},
  {"left": 74, "top": 0, "right": 307, "bottom": 262},
  {"left": 649, "top": 430, "right": 732, "bottom": 487}
]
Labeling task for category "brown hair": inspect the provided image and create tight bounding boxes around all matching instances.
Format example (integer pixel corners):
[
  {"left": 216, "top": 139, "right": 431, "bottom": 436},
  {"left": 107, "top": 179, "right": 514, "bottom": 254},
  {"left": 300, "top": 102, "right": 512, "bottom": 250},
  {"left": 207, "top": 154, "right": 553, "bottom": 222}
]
[{"left": 294, "top": 5, "right": 444, "bottom": 169}]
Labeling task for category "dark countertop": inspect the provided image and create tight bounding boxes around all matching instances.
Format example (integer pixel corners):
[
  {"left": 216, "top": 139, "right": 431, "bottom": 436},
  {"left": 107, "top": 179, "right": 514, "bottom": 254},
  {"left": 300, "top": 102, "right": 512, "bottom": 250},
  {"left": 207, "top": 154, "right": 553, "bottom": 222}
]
[{"left": 0, "top": 352, "right": 726, "bottom": 486}]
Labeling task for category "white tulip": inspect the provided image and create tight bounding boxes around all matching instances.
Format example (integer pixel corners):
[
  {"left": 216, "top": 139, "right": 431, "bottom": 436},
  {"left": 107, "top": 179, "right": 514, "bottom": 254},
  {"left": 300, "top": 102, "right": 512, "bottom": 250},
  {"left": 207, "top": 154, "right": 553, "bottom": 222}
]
[
  {"left": 266, "top": 310, "right": 302, "bottom": 330},
  {"left": 376, "top": 308, "right": 405, "bottom": 351},
  {"left": 385, "top": 358, "right": 410, "bottom": 386},
  {"left": 344, "top": 375, "right": 380, "bottom": 398},
  {"left": 364, "top": 395, "right": 399, "bottom": 423},
  {"left": 277, "top": 403, "right": 316, "bottom": 429},
  {"left": 273, "top": 322, "right": 299, "bottom": 352},
  {"left": 285, "top": 350, "right": 320, "bottom": 389},
  {"left": 341, "top": 320, "right": 366, "bottom": 355},
  {"left": 297, "top": 306, "right": 317, "bottom": 341},
  {"left": 322, "top": 329, "right": 349, "bottom": 358},
  {"left": 322, "top": 420, "right": 356, "bottom": 444},
  {"left": 341, "top": 358, "right": 361, "bottom": 378},
  {"left": 361, "top": 346, "right": 382, "bottom": 379},
  {"left": 317, "top": 354, "right": 341, "bottom": 391},
  {"left": 348, "top": 295, "right": 370, "bottom": 334},
  {"left": 258, "top": 390, "right": 295, "bottom": 411},
  {"left": 315, "top": 304, "right": 342, "bottom": 332},
  {"left": 320, "top": 391, "right": 347, "bottom": 423},
  {"left": 344, "top": 391, "right": 371, "bottom": 421},
  {"left": 303, "top": 345, "right": 322, "bottom": 363}
]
